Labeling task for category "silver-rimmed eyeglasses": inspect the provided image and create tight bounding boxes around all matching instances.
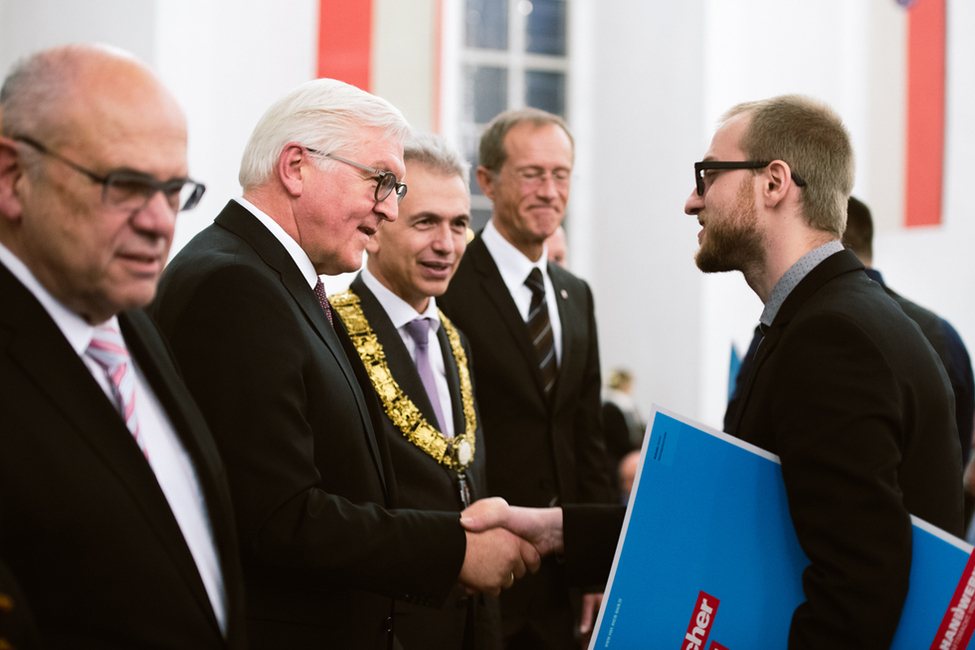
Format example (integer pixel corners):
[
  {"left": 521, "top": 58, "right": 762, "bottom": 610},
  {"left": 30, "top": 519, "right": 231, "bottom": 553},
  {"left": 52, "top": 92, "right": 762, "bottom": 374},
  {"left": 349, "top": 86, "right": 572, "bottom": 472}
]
[{"left": 306, "top": 147, "right": 407, "bottom": 204}]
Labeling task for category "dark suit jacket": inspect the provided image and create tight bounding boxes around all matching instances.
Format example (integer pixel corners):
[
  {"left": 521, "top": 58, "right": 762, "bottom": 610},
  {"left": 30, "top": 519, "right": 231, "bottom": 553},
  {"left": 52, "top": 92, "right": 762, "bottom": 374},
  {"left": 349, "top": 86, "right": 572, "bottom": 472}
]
[
  {"left": 0, "top": 554, "right": 41, "bottom": 649},
  {"left": 865, "top": 268, "right": 975, "bottom": 463},
  {"left": 438, "top": 234, "right": 613, "bottom": 643},
  {"left": 730, "top": 249, "right": 964, "bottom": 650},
  {"left": 348, "top": 275, "right": 501, "bottom": 650},
  {"left": 0, "top": 262, "right": 247, "bottom": 648},
  {"left": 150, "top": 201, "right": 467, "bottom": 650}
]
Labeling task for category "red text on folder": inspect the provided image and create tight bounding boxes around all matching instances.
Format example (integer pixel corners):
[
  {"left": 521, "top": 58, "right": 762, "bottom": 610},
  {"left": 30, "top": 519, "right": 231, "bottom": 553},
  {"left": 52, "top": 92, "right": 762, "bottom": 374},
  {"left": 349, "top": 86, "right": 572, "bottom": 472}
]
[
  {"left": 683, "top": 590, "right": 720, "bottom": 650},
  {"left": 932, "top": 551, "right": 975, "bottom": 650}
]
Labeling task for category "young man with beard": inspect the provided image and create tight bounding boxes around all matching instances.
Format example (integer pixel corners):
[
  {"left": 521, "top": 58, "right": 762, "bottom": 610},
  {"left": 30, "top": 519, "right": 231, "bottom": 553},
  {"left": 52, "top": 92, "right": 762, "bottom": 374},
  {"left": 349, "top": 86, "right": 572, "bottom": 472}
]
[
  {"left": 685, "top": 94, "right": 962, "bottom": 649},
  {"left": 463, "top": 95, "right": 965, "bottom": 649}
]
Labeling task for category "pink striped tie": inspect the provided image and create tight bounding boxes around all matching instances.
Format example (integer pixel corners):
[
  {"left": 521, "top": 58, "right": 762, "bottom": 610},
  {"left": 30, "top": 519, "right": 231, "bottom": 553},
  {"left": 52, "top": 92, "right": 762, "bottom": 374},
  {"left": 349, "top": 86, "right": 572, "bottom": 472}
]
[{"left": 86, "top": 324, "right": 148, "bottom": 460}]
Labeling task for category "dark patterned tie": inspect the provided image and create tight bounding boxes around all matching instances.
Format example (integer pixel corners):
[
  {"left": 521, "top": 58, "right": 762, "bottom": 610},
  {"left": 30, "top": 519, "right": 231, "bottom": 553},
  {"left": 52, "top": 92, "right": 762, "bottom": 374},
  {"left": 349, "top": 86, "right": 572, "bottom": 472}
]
[
  {"left": 313, "top": 278, "right": 334, "bottom": 327},
  {"left": 525, "top": 267, "right": 557, "bottom": 396}
]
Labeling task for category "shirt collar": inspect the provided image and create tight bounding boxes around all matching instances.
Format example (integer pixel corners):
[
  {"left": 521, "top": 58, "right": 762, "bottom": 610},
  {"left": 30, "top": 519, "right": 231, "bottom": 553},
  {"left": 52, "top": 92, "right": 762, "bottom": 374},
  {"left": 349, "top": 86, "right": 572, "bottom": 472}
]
[
  {"left": 235, "top": 197, "right": 319, "bottom": 290},
  {"left": 481, "top": 219, "right": 550, "bottom": 290},
  {"left": 760, "top": 240, "right": 845, "bottom": 327},
  {"left": 0, "top": 239, "right": 113, "bottom": 355},
  {"left": 360, "top": 266, "right": 441, "bottom": 331}
]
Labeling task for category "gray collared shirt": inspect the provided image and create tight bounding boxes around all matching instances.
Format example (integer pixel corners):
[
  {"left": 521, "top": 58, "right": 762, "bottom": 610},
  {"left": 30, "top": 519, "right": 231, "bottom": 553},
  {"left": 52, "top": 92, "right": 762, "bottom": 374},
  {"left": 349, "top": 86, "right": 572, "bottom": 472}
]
[{"left": 760, "top": 240, "right": 846, "bottom": 327}]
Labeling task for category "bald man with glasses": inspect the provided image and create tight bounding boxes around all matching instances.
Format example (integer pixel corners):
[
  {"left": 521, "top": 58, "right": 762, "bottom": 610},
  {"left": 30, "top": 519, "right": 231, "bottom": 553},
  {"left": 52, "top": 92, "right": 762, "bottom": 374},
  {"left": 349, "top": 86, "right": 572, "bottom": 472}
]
[{"left": 0, "top": 44, "right": 246, "bottom": 648}]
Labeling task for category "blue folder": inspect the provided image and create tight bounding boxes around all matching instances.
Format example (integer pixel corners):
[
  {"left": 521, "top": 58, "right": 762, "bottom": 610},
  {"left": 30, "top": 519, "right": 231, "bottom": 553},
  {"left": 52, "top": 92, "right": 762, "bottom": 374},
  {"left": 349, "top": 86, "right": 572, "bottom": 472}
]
[{"left": 590, "top": 406, "right": 975, "bottom": 649}]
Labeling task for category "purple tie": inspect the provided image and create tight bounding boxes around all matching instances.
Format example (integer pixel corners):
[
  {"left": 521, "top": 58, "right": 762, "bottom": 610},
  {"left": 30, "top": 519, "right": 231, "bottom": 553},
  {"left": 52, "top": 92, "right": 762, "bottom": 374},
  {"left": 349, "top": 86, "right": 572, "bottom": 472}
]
[{"left": 404, "top": 318, "right": 449, "bottom": 436}]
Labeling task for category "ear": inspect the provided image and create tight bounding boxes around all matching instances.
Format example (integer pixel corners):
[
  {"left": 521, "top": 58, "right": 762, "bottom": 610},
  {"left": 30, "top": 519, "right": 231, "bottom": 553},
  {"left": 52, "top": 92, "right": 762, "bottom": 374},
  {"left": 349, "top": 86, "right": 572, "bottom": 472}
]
[
  {"left": 0, "top": 138, "right": 26, "bottom": 222},
  {"left": 761, "top": 160, "right": 793, "bottom": 209},
  {"left": 475, "top": 166, "right": 496, "bottom": 200},
  {"left": 276, "top": 142, "right": 307, "bottom": 198}
]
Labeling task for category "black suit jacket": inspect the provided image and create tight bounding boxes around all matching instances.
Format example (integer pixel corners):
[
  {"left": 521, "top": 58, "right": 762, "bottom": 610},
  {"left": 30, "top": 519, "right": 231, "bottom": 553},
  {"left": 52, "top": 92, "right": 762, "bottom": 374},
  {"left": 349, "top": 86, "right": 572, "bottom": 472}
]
[
  {"left": 348, "top": 275, "right": 501, "bottom": 650},
  {"left": 0, "top": 262, "right": 247, "bottom": 648},
  {"left": 150, "top": 201, "right": 467, "bottom": 650},
  {"left": 438, "top": 234, "right": 612, "bottom": 643},
  {"left": 731, "top": 249, "right": 963, "bottom": 650},
  {"left": 865, "top": 268, "right": 975, "bottom": 463}
]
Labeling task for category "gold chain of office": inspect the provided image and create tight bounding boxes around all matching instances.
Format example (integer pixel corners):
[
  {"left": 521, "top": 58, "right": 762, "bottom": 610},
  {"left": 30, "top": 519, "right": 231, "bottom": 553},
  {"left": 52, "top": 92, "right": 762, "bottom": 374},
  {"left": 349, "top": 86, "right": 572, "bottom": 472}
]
[{"left": 330, "top": 289, "right": 477, "bottom": 470}]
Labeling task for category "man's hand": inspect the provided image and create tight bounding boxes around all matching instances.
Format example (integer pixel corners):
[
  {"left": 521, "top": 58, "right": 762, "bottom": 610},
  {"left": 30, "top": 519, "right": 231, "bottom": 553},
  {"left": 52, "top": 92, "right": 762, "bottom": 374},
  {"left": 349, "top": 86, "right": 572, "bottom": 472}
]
[
  {"left": 458, "top": 525, "right": 541, "bottom": 596},
  {"left": 460, "top": 497, "right": 564, "bottom": 557},
  {"left": 578, "top": 591, "right": 603, "bottom": 646}
]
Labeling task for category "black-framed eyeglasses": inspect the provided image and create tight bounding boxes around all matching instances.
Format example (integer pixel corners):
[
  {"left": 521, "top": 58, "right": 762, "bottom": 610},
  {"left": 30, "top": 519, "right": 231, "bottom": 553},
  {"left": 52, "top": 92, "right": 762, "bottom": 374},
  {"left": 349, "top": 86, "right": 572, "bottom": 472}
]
[
  {"left": 694, "top": 160, "right": 806, "bottom": 196},
  {"left": 13, "top": 135, "right": 206, "bottom": 213},
  {"left": 306, "top": 147, "right": 407, "bottom": 204}
]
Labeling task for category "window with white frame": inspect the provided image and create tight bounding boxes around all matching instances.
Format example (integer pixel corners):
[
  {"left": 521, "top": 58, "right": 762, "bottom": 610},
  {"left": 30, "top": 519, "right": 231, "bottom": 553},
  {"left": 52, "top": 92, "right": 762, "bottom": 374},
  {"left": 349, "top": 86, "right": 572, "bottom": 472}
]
[{"left": 457, "top": 0, "right": 571, "bottom": 230}]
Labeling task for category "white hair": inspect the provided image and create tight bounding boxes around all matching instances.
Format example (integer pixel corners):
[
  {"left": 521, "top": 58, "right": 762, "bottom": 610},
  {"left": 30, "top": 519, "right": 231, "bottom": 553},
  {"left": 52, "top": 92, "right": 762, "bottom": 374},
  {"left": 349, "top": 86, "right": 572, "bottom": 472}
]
[{"left": 238, "top": 78, "right": 413, "bottom": 190}]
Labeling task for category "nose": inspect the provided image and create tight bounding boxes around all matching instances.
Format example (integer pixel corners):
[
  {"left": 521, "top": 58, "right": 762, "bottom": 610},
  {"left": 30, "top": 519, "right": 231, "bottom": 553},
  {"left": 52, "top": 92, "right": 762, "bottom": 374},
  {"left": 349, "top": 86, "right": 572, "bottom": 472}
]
[
  {"left": 536, "top": 174, "right": 559, "bottom": 199},
  {"left": 430, "top": 222, "right": 453, "bottom": 254},
  {"left": 132, "top": 191, "right": 178, "bottom": 238},
  {"left": 684, "top": 187, "right": 704, "bottom": 216},
  {"left": 374, "top": 191, "right": 399, "bottom": 222}
]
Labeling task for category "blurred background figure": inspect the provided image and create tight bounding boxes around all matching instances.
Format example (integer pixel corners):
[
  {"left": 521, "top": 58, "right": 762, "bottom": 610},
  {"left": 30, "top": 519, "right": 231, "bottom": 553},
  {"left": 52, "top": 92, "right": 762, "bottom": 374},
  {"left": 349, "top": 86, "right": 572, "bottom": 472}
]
[
  {"left": 844, "top": 196, "right": 975, "bottom": 465},
  {"left": 602, "top": 369, "right": 645, "bottom": 449},
  {"left": 617, "top": 451, "right": 640, "bottom": 505},
  {"left": 602, "top": 369, "right": 645, "bottom": 504},
  {"left": 545, "top": 226, "right": 568, "bottom": 269}
]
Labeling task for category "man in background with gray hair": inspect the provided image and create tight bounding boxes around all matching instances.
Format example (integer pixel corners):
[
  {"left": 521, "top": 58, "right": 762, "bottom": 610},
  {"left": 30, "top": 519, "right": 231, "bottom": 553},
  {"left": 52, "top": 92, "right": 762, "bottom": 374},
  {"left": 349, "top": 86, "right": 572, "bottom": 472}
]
[
  {"left": 333, "top": 132, "right": 500, "bottom": 648},
  {"left": 151, "top": 80, "right": 538, "bottom": 650},
  {"left": 439, "top": 108, "right": 613, "bottom": 649}
]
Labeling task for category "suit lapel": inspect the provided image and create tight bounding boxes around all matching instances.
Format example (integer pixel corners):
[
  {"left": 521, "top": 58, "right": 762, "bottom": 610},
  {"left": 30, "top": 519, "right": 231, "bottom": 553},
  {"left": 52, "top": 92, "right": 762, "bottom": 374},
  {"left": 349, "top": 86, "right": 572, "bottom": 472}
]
[
  {"left": 214, "top": 204, "right": 387, "bottom": 492},
  {"left": 468, "top": 237, "right": 549, "bottom": 399},
  {"left": 730, "top": 249, "right": 865, "bottom": 436},
  {"left": 548, "top": 264, "right": 580, "bottom": 412},
  {"left": 118, "top": 310, "right": 224, "bottom": 632},
  {"left": 0, "top": 265, "right": 220, "bottom": 631}
]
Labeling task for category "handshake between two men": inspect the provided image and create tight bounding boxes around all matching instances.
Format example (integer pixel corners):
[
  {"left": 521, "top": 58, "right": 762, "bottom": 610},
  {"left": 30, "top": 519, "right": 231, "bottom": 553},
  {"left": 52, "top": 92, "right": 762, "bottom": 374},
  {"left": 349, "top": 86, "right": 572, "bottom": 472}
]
[{"left": 456, "top": 498, "right": 564, "bottom": 595}]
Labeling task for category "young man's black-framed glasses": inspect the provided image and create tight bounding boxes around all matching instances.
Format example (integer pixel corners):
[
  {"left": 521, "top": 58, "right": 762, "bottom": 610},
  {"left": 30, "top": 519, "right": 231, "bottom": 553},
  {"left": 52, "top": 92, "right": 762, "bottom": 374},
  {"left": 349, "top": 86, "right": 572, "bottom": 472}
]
[
  {"left": 694, "top": 160, "right": 806, "bottom": 196},
  {"left": 13, "top": 135, "right": 206, "bottom": 213},
  {"left": 306, "top": 147, "right": 408, "bottom": 204}
]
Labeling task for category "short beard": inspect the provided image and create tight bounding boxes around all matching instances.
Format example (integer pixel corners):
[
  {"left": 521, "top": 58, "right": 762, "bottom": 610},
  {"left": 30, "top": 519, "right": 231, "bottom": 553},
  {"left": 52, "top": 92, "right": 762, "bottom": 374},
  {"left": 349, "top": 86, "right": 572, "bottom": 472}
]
[{"left": 695, "top": 179, "right": 766, "bottom": 274}]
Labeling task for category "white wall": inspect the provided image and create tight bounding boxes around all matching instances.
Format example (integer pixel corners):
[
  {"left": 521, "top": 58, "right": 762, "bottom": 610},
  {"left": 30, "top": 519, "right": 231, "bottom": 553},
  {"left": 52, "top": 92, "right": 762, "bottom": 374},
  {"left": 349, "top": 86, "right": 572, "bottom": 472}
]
[{"left": 586, "top": 0, "right": 707, "bottom": 421}]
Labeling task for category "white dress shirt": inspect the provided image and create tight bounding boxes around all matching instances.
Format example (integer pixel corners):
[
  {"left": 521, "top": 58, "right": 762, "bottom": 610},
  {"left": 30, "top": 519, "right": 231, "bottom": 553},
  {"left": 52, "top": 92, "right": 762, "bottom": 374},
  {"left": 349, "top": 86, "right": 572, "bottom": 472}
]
[
  {"left": 361, "top": 267, "right": 456, "bottom": 437},
  {"left": 0, "top": 240, "right": 228, "bottom": 636},
  {"left": 481, "top": 219, "right": 563, "bottom": 364}
]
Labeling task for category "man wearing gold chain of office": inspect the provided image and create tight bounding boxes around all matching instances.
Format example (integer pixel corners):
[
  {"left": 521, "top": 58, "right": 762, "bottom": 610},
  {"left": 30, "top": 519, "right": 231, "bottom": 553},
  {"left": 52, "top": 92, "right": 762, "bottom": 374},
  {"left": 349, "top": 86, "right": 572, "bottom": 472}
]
[{"left": 331, "top": 132, "right": 501, "bottom": 650}]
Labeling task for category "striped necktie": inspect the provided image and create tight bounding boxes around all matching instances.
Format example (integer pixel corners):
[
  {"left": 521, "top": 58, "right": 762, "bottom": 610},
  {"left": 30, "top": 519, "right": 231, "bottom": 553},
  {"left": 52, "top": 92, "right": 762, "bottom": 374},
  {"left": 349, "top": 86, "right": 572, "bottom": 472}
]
[
  {"left": 525, "top": 267, "right": 558, "bottom": 397},
  {"left": 85, "top": 324, "right": 148, "bottom": 459}
]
